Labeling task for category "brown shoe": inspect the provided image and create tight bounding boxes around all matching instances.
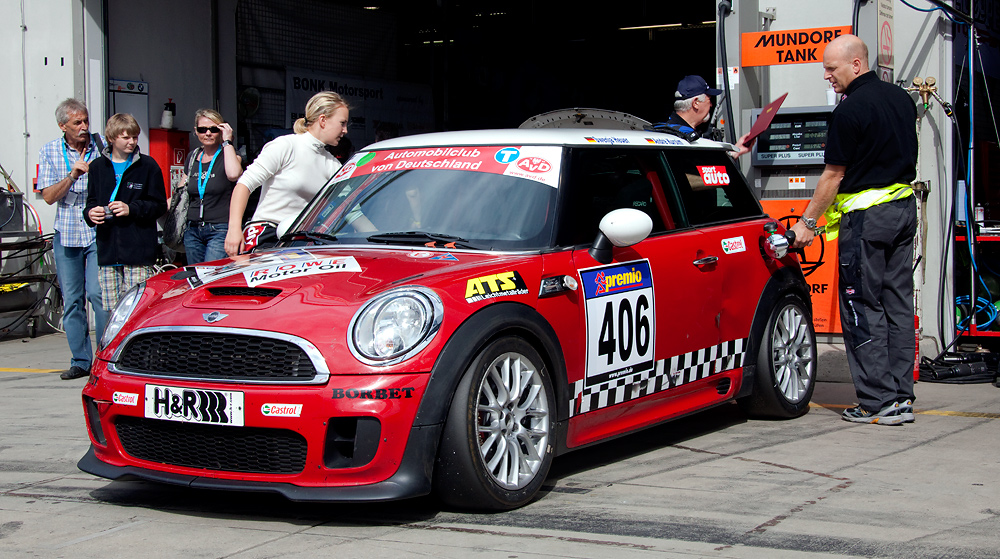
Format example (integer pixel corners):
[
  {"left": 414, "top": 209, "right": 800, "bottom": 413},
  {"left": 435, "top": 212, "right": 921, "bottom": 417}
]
[{"left": 60, "top": 366, "right": 89, "bottom": 380}]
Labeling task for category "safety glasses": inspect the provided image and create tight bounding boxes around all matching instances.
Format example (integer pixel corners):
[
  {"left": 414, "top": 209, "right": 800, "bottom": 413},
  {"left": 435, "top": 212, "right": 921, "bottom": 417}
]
[{"left": 197, "top": 126, "right": 221, "bottom": 134}]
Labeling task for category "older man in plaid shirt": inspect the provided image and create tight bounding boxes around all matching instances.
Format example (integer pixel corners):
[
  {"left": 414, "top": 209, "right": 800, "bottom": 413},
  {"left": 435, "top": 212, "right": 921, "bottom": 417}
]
[{"left": 38, "top": 99, "right": 110, "bottom": 380}]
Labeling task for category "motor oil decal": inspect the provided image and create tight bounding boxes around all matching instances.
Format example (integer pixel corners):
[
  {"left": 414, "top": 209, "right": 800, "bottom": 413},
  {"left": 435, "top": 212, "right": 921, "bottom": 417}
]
[
  {"left": 579, "top": 260, "right": 655, "bottom": 387},
  {"left": 183, "top": 249, "right": 359, "bottom": 288},
  {"left": 336, "top": 146, "right": 563, "bottom": 187},
  {"left": 721, "top": 236, "right": 747, "bottom": 254}
]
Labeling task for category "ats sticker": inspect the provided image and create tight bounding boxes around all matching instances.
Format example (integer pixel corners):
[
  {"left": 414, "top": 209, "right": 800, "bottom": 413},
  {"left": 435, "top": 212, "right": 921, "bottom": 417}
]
[
  {"left": 112, "top": 392, "right": 139, "bottom": 406},
  {"left": 261, "top": 403, "right": 302, "bottom": 417},
  {"left": 579, "top": 260, "right": 655, "bottom": 387},
  {"left": 465, "top": 271, "right": 529, "bottom": 303},
  {"left": 721, "top": 236, "right": 747, "bottom": 254},
  {"left": 696, "top": 165, "right": 731, "bottom": 186}
]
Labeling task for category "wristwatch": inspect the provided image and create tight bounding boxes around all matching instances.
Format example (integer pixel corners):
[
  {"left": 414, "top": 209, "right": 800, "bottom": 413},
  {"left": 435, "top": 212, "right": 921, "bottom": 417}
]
[
  {"left": 800, "top": 216, "right": 818, "bottom": 231},
  {"left": 221, "top": 140, "right": 233, "bottom": 148}
]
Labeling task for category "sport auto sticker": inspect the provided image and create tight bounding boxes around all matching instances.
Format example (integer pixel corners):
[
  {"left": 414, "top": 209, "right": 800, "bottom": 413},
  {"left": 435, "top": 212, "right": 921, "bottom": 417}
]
[
  {"left": 579, "top": 260, "right": 655, "bottom": 387},
  {"left": 696, "top": 165, "right": 731, "bottom": 186},
  {"left": 465, "top": 271, "right": 529, "bottom": 303},
  {"left": 144, "top": 384, "right": 245, "bottom": 426}
]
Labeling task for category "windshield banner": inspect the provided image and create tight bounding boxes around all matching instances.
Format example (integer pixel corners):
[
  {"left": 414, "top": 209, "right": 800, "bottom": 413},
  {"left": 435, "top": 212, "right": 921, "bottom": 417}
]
[{"left": 333, "top": 146, "right": 563, "bottom": 187}]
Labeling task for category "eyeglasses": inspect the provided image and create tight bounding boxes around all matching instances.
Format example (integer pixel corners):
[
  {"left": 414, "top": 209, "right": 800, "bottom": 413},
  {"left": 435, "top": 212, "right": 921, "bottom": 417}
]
[{"left": 197, "top": 126, "right": 221, "bottom": 134}]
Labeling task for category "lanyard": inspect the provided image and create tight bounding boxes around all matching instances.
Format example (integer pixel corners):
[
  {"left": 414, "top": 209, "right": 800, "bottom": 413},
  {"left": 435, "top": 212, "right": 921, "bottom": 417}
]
[
  {"left": 62, "top": 139, "right": 95, "bottom": 181},
  {"left": 109, "top": 151, "right": 136, "bottom": 203},
  {"left": 196, "top": 148, "right": 221, "bottom": 219}
]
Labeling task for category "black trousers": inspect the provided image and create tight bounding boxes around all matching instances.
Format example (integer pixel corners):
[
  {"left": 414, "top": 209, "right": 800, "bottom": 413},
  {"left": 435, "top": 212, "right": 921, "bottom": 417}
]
[{"left": 837, "top": 196, "right": 917, "bottom": 412}]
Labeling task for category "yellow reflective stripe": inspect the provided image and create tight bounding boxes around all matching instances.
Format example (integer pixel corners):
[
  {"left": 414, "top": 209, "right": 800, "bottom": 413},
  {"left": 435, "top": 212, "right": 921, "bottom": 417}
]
[{"left": 822, "top": 183, "right": 913, "bottom": 241}]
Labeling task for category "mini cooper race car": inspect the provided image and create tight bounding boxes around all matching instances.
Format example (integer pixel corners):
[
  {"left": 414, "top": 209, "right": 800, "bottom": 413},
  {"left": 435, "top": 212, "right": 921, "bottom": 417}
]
[{"left": 79, "top": 126, "right": 817, "bottom": 510}]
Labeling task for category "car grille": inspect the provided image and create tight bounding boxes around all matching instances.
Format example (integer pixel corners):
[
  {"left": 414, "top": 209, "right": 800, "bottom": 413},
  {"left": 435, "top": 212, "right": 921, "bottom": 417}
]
[
  {"left": 115, "top": 416, "right": 307, "bottom": 474},
  {"left": 116, "top": 332, "right": 318, "bottom": 382}
]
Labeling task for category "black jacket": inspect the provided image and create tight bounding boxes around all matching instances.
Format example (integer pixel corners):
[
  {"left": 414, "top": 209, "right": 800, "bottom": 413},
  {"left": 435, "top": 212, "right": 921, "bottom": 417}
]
[{"left": 84, "top": 150, "right": 167, "bottom": 266}]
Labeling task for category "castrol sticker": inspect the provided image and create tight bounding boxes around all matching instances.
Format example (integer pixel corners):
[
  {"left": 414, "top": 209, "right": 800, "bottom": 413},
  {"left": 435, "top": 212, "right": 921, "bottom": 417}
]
[
  {"left": 721, "top": 236, "right": 747, "bottom": 254},
  {"left": 697, "top": 165, "right": 731, "bottom": 186},
  {"left": 112, "top": 392, "right": 139, "bottom": 406},
  {"left": 261, "top": 403, "right": 302, "bottom": 417}
]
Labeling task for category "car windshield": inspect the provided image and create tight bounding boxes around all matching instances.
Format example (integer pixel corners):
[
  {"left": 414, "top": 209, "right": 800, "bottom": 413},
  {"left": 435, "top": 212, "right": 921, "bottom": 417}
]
[{"left": 291, "top": 146, "right": 561, "bottom": 250}]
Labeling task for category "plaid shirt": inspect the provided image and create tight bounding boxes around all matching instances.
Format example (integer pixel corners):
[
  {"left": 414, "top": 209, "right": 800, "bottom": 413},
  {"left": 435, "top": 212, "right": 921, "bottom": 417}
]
[{"left": 38, "top": 135, "right": 101, "bottom": 247}]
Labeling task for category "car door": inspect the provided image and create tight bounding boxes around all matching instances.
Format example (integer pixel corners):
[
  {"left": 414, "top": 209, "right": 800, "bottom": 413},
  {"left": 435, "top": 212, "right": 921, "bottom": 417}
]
[{"left": 560, "top": 147, "right": 725, "bottom": 446}]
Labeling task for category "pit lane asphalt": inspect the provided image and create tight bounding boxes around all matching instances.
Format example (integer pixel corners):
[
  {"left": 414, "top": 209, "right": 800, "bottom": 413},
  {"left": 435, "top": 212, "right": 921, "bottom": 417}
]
[{"left": 1, "top": 333, "right": 998, "bottom": 559}]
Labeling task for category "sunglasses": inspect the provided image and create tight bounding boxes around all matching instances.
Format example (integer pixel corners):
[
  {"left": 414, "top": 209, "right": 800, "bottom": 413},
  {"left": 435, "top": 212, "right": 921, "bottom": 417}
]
[{"left": 197, "top": 126, "right": 221, "bottom": 134}]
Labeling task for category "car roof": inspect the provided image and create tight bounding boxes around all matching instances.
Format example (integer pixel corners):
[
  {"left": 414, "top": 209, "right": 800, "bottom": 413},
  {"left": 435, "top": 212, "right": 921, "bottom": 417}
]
[{"left": 364, "top": 128, "right": 733, "bottom": 151}]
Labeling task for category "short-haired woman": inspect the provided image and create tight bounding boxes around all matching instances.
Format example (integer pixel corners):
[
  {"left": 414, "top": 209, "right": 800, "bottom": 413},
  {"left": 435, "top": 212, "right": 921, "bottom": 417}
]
[
  {"left": 225, "top": 91, "right": 351, "bottom": 256},
  {"left": 183, "top": 109, "right": 242, "bottom": 263}
]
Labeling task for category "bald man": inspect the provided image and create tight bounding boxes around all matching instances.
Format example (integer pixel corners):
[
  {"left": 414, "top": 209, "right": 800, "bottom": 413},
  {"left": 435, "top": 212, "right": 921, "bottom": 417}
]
[{"left": 790, "top": 34, "right": 919, "bottom": 425}]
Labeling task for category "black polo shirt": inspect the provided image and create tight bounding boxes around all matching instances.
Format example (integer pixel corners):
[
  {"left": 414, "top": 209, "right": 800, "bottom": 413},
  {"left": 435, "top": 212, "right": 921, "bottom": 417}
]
[{"left": 825, "top": 71, "right": 918, "bottom": 194}]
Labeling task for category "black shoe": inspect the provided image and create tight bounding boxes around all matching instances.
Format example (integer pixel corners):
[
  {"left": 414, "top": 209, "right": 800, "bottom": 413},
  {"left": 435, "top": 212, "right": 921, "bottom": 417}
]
[{"left": 60, "top": 366, "right": 89, "bottom": 380}]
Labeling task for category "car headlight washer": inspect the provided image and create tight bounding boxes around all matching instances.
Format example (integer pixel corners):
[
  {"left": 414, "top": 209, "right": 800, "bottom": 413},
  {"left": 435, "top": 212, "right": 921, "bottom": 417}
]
[{"left": 349, "top": 286, "right": 443, "bottom": 366}]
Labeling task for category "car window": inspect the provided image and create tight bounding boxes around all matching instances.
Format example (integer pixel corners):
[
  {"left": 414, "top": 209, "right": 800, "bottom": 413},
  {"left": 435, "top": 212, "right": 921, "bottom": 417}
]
[
  {"left": 295, "top": 168, "right": 558, "bottom": 250},
  {"left": 661, "top": 149, "right": 763, "bottom": 225},
  {"left": 558, "top": 148, "right": 681, "bottom": 246}
]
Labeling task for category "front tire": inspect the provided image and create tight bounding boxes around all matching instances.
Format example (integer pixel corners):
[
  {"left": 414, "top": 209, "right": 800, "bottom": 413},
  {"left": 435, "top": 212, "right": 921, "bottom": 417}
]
[
  {"left": 434, "top": 337, "right": 554, "bottom": 510},
  {"left": 738, "top": 294, "right": 816, "bottom": 418}
]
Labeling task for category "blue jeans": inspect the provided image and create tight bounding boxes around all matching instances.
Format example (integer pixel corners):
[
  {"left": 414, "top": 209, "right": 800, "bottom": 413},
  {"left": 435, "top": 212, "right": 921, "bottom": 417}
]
[
  {"left": 183, "top": 222, "right": 229, "bottom": 264},
  {"left": 52, "top": 232, "right": 109, "bottom": 369}
]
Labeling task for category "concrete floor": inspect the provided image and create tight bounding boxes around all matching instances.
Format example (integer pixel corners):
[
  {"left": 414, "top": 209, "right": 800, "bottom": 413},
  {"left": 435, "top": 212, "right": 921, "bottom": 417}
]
[{"left": 1, "top": 333, "right": 998, "bottom": 558}]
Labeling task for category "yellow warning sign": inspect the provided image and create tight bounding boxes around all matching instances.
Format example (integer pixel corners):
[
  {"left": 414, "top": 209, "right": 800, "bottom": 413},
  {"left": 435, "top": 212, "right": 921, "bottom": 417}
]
[{"left": 742, "top": 26, "right": 851, "bottom": 67}]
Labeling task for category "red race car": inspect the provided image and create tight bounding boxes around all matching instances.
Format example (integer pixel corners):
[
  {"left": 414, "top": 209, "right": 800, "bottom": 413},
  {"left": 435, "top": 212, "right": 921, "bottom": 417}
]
[{"left": 80, "top": 126, "right": 816, "bottom": 510}]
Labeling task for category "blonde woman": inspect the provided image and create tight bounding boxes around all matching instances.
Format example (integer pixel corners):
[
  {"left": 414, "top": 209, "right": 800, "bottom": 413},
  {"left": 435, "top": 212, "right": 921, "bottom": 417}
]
[
  {"left": 183, "top": 109, "right": 242, "bottom": 263},
  {"left": 225, "top": 92, "right": 349, "bottom": 256}
]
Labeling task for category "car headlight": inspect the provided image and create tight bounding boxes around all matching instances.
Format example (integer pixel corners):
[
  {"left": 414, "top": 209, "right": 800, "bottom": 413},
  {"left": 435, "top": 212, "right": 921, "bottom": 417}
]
[
  {"left": 349, "top": 287, "right": 443, "bottom": 366},
  {"left": 101, "top": 282, "right": 145, "bottom": 349}
]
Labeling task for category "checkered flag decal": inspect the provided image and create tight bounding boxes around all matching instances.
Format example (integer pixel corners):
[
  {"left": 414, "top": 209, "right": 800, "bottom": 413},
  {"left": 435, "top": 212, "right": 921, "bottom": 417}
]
[{"left": 569, "top": 338, "right": 747, "bottom": 417}]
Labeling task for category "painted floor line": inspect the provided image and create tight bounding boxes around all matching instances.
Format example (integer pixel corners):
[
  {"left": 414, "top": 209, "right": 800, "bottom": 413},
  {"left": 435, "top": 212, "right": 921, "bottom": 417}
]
[
  {"left": 0, "top": 367, "right": 63, "bottom": 373},
  {"left": 810, "top": 402, "right": 1000, "bottom": 419}
]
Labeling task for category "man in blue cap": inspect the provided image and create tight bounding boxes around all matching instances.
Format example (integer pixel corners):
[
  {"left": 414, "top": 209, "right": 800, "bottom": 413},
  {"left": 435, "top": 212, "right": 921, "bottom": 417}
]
[{"left": 666, "top": 75, "right": 750, "bottom": 156}]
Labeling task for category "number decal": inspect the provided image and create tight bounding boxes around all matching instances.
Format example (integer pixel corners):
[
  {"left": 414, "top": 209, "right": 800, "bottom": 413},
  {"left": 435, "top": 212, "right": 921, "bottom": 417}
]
[{"left": 579, "top": 261, "right": 655, "bottom": 387}]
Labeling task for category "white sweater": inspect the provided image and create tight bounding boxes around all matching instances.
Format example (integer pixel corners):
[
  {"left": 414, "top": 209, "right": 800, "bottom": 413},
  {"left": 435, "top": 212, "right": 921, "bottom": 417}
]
[{"left": 238, "top": 131, "right": 342, "bottom": 224}]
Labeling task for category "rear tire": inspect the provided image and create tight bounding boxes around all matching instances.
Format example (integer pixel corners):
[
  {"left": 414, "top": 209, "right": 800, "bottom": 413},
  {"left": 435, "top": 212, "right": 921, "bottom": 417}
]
[
  {"left": 434, "top": 337, "right": 554, "bottom": 510},
  {"left": 738, "top": 294, "right": 816, "bottom": 418}
]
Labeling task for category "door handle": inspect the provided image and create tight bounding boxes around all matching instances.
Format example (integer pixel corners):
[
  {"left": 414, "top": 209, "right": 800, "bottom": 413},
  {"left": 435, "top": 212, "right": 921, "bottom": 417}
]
[{"left": 692, "top": 256, "right": 719, "bottom": 266}]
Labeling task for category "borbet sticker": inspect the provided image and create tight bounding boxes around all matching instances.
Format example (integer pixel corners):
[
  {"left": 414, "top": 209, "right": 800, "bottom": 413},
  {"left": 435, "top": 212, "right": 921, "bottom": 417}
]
[
  {"left": 331, "top": 146, "right": 563, "bottom": 187},
  {"left": 261, "top": 403, "right": 302, "bottom": 417},
  {"left": 112, "top": 392, "right": 139, "bottom": 406},
  {"left": 465, "top": 271, "right": 529, "bottom": 303},
  {"left": 243, "top": 255, "right": 362, "bottom": 286},
  {"left": 579, "top": 260, "right": 655, "bottom": 387},
  {"left": 697, "top": 165, "right": 731, "bottom": 186},
  {"left": 721, "top": 236, "right": 747, "bottom": 254}
]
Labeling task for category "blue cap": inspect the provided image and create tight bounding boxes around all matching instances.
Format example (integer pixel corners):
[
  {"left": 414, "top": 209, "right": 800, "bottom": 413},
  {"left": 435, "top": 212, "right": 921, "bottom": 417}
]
[{"left": 675, "top": 75, "right": 723, "bottom": 100}]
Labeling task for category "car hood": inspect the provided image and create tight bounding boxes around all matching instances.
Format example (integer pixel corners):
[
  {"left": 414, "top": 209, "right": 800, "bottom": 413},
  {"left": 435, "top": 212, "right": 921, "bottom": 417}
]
[{"left": 122, "top": 246, "right": 541, "bottom": 347}]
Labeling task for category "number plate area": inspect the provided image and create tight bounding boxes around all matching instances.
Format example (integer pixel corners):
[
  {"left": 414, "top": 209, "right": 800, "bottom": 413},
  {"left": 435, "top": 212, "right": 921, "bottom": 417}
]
[
  {"left": 580, "top": 260, "right": 655, "bottom": 387},
  {"left": 144, "top": 384, "right": 245, "bottom": 426}
]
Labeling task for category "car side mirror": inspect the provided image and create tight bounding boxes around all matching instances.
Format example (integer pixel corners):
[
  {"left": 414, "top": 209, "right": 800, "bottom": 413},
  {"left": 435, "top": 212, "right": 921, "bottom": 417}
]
[{"left": 589, "top": 208, "right": 653, "bottom": 264}]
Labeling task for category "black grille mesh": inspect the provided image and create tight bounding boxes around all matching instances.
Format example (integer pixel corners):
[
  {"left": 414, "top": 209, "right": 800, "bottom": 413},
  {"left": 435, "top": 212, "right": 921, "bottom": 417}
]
[
  {"left": 208, "top": 287, "right": 281, "bottom": 297},
  {"left": 116, "top": 416, "right": 307, "bottom": 474},
  {"left": 117, "top": 333, "right": 318, "bottom": 381}
]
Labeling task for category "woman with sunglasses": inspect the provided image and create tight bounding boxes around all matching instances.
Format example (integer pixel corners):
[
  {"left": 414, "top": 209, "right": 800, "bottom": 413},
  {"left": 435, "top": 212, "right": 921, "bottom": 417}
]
[{"left": 182, "top": 109, "right": 243, "bottom": 263}]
